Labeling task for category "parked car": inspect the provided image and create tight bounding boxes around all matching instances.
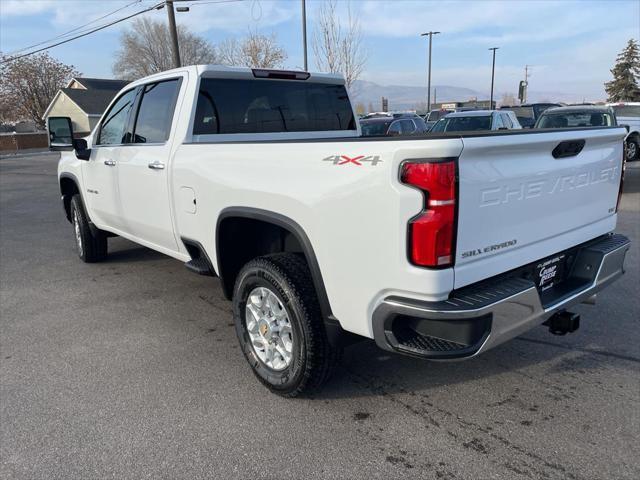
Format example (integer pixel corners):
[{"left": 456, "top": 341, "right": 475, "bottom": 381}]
[
  {"left": 360, "top": 115, "right": 428, "bottom": 136},
  {"left": 534, "top": 106, "right": 617, "bottom": 129},
  {"left": 608, "top": 102, "right": 640, "bottom": 161},
  {"left": 429, "top": 110, "right": 522, "bottom": 132},
  {"left": 423, "top": 108, "right": 455, "bottom": 129},
  {"left": 52, "top": 65, "right": 629, "bottom": 396},
  {"left": 500, "top": 103, "right": 560, "bottom": 128},
  {"left": 361, "top": 112, "right": 392, "bottom": 119}
]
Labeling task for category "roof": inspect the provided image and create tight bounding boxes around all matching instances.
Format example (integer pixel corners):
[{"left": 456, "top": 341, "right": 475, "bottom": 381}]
[
  {"left": 60, "top": 87, "right": 122, "bottom": 115},
  {"left": 445, "top": 110, "right": 496, "bottom": 118},
  {"left": 70, "top": 77, "right": 129, "bottom": 91},
  {"left": 606, "top": 102, "right": 640, "bottom": 106},
  {"left": 542, "top": 106, "right": 613, "bottom": 114},
  {"left": 360, "top": 117, "right": 394, "bottom": 124}
]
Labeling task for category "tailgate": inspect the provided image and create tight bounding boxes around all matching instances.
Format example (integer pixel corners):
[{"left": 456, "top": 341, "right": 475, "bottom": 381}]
[{"left": 454, "top": 128, "right": 626, "bottom": 289}]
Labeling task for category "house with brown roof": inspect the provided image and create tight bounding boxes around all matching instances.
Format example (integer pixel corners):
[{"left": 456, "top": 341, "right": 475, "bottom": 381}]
[{"left": 43, "top": 77, "right": 129, "bottom": 137}]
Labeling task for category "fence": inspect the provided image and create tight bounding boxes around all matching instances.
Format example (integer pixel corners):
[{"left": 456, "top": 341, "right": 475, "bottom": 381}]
[{"left": 0, "top": 132, "right": 49, "bottom": 153}]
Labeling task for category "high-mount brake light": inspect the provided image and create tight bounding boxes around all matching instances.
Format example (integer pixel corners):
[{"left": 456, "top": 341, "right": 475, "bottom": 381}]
[
  {"left": 401, "top": 160, "right": 457, "bottom": 267},
  {"left": 252, "top": 69, "right": 311, "bottom": 80}
]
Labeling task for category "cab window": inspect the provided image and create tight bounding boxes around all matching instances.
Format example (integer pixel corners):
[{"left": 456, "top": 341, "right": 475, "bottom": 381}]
[
  {"left": 193, "top": 78, "right": 355, "bottom": 135},
  {"left": 97, "top": 89, "right": 136, "bottom": 145},
  {"left": 400, "top": 119, "right": 416, "bottom": 134},
  {"left": 132, "top": 79, "right": 181, "bottom": 144}
]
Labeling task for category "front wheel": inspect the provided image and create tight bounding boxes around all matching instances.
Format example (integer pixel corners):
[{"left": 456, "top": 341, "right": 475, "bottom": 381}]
[
  {"left": 626, "top": 137, "right": 639, "bottom": 162},
  {"left": 232, "top": 253, "right": 341, "bottom": 397},
  {"left": 70, "top": 195, "right": 107, "bottom": 263}
]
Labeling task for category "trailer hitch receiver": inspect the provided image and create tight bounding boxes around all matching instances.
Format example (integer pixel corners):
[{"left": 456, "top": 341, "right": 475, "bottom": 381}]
[{"left": 544, "top": 311, "right": 580, "bottom": 336}]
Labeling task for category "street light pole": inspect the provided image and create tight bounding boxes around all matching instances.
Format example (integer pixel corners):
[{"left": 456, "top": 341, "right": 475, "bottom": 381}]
[
  {"left": 166, "top": 0, "right": 181, "bottom": 68},
  {"left": 489, "top": 47, "right": 499, "bottom": 109},
  {"left": 421, "top": 31, "right": 440, "bottom": 113},
  {"left": 302, "top": 0, "right": 308, "bottom": 70}
]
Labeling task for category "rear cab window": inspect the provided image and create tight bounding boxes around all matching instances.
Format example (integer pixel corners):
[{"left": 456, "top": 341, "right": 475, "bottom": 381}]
[{"left": 192, "top": 77, "right": 356, "bottom": 138}]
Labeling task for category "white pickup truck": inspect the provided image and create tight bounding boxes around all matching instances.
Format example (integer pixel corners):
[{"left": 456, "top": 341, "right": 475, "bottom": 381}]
[
  {"left": 608, "top": 102, "right": 640, "bottom": 161},
  {"left": 53, "top": 65, "right": 630, "bottom": 396}
]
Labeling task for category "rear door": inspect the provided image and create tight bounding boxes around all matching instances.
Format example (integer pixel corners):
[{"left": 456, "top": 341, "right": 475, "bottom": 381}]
[
  {"left": 454, "top": 128, "right": 626, "bottom": 288},
  {"left": 116, "top": 78, "right": 183, "bottom": 252}
]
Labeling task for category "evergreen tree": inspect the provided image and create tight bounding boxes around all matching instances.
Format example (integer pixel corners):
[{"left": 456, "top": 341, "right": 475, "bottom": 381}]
[{"left": 605, "top": 39, "right": 640, "bottom": 102}]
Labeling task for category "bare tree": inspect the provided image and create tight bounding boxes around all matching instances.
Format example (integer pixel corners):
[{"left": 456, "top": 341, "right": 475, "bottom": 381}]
[
  {"left": 499, "top": 92, "right": 518, "bottom": 107},
  {"left": 217, "top": 31, "right": 287, "bottom": 68},
  {"left": 0, "top": 52, "right": 80, "bottom": 128},
  {"left": 113, "top": 18, "right": 217, "bottom": 79},
  {"left": 312, "top": 0, "right": 367, "bottom": 89}
]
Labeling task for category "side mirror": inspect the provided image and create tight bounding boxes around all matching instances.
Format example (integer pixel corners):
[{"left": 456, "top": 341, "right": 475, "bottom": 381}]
[
  {"left": 73, "top": 138, "right": 91, "bottom": 161},
  {"left": 620, "top": 124, "right": 630, "bottom": 133},
  {"left": 47, "top": 116, "right": 74, "bottom": 151}
]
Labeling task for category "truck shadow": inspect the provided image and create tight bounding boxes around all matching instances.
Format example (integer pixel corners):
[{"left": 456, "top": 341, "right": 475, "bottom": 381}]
[
  {"left": 313, "top": 334, "right": 640, "bottom": 400},
  {"left": 103, "top": 238, "right": 168, "bottom": 264}
]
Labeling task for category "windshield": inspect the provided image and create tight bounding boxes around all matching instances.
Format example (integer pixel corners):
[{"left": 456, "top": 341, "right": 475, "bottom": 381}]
[
  {"left": 503, "top": 107, "right": 534, "bottom": 119},
  {"left": 427, "top": 110, "right": 452, "bottom": 122},
  {"left": 501, "top": 107, "right": 535, "bottom": 127},
  {"left": 360, "top": 121, "right": 391, "bottom": 136},
  {"left": 430, "top": 115, "right": 492, "bottom": 132},
  {"left": 537, "top": 112, "right": 614, "bottom": 128},
  {"left": 611, "top": 105, "right": 640, "bottom": 117},
  {"left": 532, "top": 104, "right": 559, "bottom": 117}
]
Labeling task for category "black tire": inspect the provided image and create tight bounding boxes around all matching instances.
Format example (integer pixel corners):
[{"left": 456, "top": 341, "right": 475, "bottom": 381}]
[
  {"left": 626, "top": 136, "right": 639, "bottom": 162},
  {"left": 70, "top": 194, "right": 107, "bottom": 263},
  {"left": 232, "top": 253, "right": 341, "bottom": 397}
]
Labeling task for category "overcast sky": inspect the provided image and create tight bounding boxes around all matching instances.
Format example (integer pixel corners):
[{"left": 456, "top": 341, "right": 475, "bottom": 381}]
[{"left": 1, "top": 0, "right": 638, "bottom": 100}]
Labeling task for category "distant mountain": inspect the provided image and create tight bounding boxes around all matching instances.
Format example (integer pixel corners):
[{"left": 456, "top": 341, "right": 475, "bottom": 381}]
[
  {"left": 351, "top": 80, "right": 484, "bottom": 111},
  {"left": 350, "top": 80, "right": 601, "bottom": 111}
]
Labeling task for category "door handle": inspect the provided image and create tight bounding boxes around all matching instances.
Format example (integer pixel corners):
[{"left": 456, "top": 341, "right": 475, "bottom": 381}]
[
  {"left": 148, "top": 161, "right": 165, "bottom": 170},
  {"left": 104, "top": 159, "right": 116, "bottom": 166}
]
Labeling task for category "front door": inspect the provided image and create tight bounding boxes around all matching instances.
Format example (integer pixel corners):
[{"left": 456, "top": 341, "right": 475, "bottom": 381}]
[
  {"left": 82, "top": 88, "right": 137, "bottom": 230},
  {"left": 116, "top": 79, "right": 182, "bottom": 252}
]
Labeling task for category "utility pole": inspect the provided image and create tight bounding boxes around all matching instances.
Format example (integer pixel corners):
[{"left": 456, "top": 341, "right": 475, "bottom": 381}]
[
  {"left": 524, "top": 65, "right": 531, "bottom": 103},
  {"left": 421, "top": 31, "right": 440, "bottom": 113},
  {"left": 166, "top": 0, "right": 181, "bottom": 68},
  {"left": 301, "top": 0, "right": 308, "bottom": 70},
  {"left": 489, "top": 47, "right": 499, "bottom": 109}
]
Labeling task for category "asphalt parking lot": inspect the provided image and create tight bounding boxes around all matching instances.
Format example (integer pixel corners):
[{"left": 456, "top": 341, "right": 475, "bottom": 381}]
[{"left": 1, "top": 153, "right": 639, "bottom": 480}]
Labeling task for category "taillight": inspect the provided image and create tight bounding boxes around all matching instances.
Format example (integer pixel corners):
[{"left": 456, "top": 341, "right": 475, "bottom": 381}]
[{"left": 401, "top": 160, "right": 457, "bottom": 267}]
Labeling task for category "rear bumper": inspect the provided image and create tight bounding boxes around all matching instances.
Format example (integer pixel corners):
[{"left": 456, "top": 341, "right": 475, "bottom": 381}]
[{"left": 372, "top": 233, "right": 630, "bottom": 360}]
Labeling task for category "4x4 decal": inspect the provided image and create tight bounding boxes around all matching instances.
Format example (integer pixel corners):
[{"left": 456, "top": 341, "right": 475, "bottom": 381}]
[{"left": 323, "top": 155, "right": 382, "bottom": 166}]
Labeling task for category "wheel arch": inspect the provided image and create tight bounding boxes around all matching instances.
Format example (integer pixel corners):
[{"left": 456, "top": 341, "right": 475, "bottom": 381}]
[
  {"left": 59, "top": 172, "right": 81, "bottom": 222},
  {"left": 215, "top": 207, "right": 337, "bottom": 327}
]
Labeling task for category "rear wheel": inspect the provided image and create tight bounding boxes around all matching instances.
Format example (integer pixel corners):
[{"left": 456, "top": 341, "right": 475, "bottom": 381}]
[
  {"left": 70, "top": 195, "right": 107, "bottom": 263},
  {"left": 232, "top": 253, "right": 341, "bottom": 397},
  {"left": 625, "top": 136, "right": 639, "bottom": 162}
]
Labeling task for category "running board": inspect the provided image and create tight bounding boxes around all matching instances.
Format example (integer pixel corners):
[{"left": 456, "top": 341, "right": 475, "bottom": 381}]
[
  {"left": 185, "top": 258, "right": 214, "bottom": 276},
  {"left": 181, "top": 237, "right": 216, "bottom": 277}
]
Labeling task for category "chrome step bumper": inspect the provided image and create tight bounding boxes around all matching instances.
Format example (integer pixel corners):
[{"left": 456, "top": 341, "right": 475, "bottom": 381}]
[{"left": 372, "top": 233, "right": 631, "bottom": 359}]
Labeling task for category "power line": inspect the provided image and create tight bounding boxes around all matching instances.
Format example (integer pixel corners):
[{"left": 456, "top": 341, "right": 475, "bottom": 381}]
[
  {"left": 8, "top": 0, "right": 147, "bottom": 56},
  {"left": 1, "top": 0, "right": 247, "bottom": 64},
  {"left": 1, "top": 2, "right": 165, "bottom": 64}
]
